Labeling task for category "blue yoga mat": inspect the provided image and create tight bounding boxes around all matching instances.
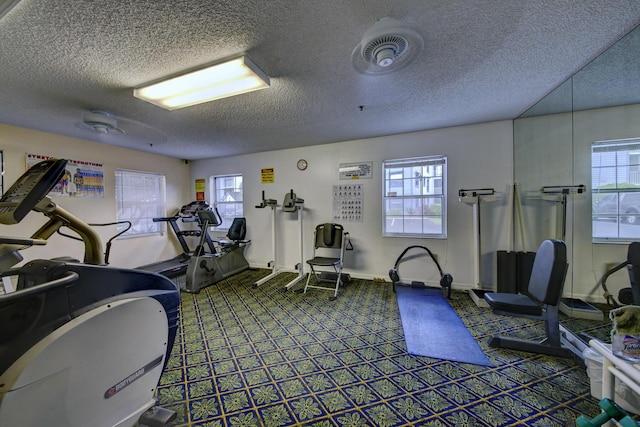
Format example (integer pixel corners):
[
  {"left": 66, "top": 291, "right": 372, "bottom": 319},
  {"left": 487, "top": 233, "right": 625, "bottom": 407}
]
[{"left": 395, "top": 286, "right": 493, "bottom": 367}]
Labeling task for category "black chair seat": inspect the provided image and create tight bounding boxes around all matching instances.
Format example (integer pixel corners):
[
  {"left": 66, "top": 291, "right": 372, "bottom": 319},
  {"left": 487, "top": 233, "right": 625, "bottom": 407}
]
[
  {"left": 307, "top": 257, "right": 340, "bottom": 266},
  {"left": 484, "top": 293, "right": 542, "bottom": 316}
]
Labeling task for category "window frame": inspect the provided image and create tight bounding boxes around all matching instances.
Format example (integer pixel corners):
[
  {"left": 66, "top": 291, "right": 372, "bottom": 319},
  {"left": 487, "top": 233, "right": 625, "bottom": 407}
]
[
  {"left": 592, "top": 138, "right": 640, "bottom": 243},
  {"left": 211, "top": 174, "right": 244, "bottom": 230},
  {"left": 382, "top": 155, "right": 447, "bottom": 238},
  {"left": 115, "top": 169, "right": 166, "bottom": 239}
]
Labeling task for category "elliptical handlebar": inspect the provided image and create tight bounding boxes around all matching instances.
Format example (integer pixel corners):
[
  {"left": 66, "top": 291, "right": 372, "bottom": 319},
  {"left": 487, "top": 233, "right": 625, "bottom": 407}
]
[
  {"left": 0, "top": 158, "right": 105, "bottom": 270},
  {"left": 0, "top": 270, "right": 79, "bottom": 303},
  {"left": 0, "top": 236, "right": 47, "bottom": 247}
]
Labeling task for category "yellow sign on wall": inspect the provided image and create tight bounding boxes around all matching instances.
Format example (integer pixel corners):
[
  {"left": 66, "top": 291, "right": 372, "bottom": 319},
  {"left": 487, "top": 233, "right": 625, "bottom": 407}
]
[
  {"left": 195, "top": 178, "right": 205, "bottom": 201},
  {"left": 261, "top": 168, "right": 275, "bottom": 184}
]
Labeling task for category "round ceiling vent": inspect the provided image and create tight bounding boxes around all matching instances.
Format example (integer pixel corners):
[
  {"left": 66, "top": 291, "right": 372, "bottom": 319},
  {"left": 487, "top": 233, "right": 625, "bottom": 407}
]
[
  {"left": 351, "top": 17, "right": 424, "bottom": 75},
  {"left": 82, "top": 110, "right": 124, "bottom": 135}
]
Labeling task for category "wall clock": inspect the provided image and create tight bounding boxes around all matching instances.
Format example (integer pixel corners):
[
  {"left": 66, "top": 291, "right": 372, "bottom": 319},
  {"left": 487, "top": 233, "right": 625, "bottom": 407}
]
[{"left": 297, "top": 159, "right": 308, "bottom": 171}]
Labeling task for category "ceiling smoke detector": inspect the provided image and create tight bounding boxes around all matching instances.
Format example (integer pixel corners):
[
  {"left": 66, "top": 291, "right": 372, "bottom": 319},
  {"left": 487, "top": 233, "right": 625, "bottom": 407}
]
[
  {"left": 82, "top": 110, "right": 124, "bottom": 135},
  {"left": 351, "top": 17, "right": 424, "bottom": 75}
]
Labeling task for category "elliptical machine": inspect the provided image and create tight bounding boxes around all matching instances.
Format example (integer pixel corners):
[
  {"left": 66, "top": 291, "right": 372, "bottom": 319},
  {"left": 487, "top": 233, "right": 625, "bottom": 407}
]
[{"left": 0, "top": 159, "right": 180, "bottom": 427}]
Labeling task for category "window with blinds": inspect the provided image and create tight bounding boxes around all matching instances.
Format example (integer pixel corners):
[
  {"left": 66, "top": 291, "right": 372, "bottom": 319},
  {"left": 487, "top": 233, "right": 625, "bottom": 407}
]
[
  {"left": 212, "top": 174, "right": 243, "bottom": 230},
  {"left": 115, "top": 169, "right": 166, "bottom": 238},
  {"left": 592, "top": 139, "right": 640, "bottom": 242},
  {"left": 383, "top": 156, "right": 447, "bottom": 238}
]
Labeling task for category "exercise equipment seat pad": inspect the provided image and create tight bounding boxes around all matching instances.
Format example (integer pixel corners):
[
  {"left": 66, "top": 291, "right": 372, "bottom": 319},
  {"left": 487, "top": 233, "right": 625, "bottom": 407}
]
[{"left": 484, "top": 293, "right": 541, "bottom": 316}]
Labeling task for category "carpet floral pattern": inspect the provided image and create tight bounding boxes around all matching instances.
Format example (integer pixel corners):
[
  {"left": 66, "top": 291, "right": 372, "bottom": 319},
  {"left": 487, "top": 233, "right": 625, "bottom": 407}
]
[{"left": 155, "top": 269, "right": 614, "bottom": 426}]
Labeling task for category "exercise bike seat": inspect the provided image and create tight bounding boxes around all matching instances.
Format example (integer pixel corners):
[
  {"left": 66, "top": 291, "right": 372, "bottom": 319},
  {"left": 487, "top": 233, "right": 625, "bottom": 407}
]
[{"left": 216, "top": 217, "right": 250, "bottom": 247}]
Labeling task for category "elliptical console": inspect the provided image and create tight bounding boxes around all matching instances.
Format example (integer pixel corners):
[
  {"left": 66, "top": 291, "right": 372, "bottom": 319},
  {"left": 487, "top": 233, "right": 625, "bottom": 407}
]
[{"left": 0, "top": 158, "right": 67, "bottom": 224}]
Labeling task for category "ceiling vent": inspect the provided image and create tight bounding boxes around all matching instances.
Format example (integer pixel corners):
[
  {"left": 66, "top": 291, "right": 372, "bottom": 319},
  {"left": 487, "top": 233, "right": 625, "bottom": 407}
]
[
  {"left": 351, "top": 17, "right": 424, "bottom": 75},
  {"left": 82, "top": 110, "right": 124, "bottom": 135}
]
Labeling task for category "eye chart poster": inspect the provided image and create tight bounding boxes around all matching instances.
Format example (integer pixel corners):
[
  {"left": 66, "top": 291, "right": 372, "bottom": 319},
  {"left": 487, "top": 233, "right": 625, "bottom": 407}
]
[{"left": 333, "top": 184, "right": 363, "bottom": 222}]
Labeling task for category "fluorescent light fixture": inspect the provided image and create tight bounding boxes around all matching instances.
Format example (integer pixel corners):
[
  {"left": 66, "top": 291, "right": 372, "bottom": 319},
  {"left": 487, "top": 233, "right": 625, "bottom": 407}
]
[
  {"left": 134, "top": 56, "right": 270, "bottom": 110},
  {"left": 0, "top": 0, "right": 21, "bottom": 20}
]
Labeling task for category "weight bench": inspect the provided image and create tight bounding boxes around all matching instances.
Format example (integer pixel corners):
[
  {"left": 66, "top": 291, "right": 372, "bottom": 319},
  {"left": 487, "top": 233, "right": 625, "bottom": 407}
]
[{"left": 484, "top": 239, "right": 585, "bottom": 359}]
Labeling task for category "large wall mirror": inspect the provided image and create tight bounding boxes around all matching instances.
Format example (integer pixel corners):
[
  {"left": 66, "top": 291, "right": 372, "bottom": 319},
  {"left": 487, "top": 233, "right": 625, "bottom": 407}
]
[{"left": 514, "top": 24, "right": 640, "bottom": 311}]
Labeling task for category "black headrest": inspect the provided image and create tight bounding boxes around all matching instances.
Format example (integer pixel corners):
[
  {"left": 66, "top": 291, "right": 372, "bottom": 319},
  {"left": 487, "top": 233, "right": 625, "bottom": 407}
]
[
  {"left": 528, "top": 239, "right": 567, "bottom": 305},
  {"left": 228, "top": 218, "right": 247, "bottom": 240},
  {"left": 322, "top": 223, "right": 337, "bottom": 246},
  {"left": 628, "top": 242, "right": 640, "bottom": 266}
]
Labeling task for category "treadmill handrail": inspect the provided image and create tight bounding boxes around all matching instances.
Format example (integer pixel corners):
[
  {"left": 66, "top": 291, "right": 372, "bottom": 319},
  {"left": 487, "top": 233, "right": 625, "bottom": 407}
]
[
  {"left": 152, "top": 216, "right": 178, "bottom": 222},
  {"left": 0, "top": 270, "right": 79, "bottom": 303}
]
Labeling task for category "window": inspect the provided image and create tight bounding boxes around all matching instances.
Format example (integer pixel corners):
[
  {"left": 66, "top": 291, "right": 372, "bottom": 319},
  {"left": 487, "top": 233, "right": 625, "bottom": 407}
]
[
  {"left": 212, "top": 174, "right": 243, "bottom": 229},
  {"left": 592, "top": 138, "right": 640, "bottom": 242},
  {"left": 115, "top": 169, "right": 166, "bottom": 238},
  {"left": 383, "top": 156, "right": 447, "bottom": 237}
]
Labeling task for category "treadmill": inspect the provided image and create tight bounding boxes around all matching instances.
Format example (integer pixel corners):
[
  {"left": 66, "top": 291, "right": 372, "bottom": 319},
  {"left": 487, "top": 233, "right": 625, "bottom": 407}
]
[{"left": 138, "top": 201, "right": 217, "bottom": 280}]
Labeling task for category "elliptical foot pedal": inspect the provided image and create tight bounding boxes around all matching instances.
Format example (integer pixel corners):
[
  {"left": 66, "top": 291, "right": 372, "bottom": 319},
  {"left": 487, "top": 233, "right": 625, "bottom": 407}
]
[{"left": 138, "top": 405, "right": 177, "bottom": 427}]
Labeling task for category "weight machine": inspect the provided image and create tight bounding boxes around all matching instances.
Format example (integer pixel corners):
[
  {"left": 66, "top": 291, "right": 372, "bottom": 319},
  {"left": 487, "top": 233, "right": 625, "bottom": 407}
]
[
  {"left": 458, "top": 188, "right": 496, "bottom": 306},
  {"left": 282, "top": 190, "right": 306, "bottom": 290},
  {"left": 540, "top": 184, "right": 587, "bottom": 241},
  {"left": 253, "top": 190, "right": 305, "bottom": 289},
  {"left": 539, "top": 185, "right": 602, "bottom": 320},
  {"left": 254, "top": 191, "right": 280, "bottom": 286}
]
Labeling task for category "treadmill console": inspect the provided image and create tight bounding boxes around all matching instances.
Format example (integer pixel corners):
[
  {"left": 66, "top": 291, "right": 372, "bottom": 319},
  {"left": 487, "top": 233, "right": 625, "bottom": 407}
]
[
  {"left": 0, "top": 158, "right": 68, "bottom": 225},
  {"left": 180, "top": 200, "right": 211, "bottom": 222}
]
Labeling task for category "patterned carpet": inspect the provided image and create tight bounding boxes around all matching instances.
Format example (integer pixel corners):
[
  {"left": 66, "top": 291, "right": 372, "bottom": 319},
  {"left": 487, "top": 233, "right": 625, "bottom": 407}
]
[{"left": 155, "top": 268, "right": 615, "bottom": 427}]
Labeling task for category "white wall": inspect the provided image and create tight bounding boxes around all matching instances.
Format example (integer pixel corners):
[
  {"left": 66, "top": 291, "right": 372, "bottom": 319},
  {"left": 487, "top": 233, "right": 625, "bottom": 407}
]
[
  {"left": 0, "top": 124, "right": 191, "bottom": 269},
  {"left": 191, "top": 120, "right": 514, "bottom": 289}
]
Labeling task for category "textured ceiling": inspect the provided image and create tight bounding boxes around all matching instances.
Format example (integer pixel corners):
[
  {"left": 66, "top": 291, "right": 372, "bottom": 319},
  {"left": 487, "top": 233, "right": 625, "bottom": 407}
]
[
  {"left": 522, "top": 22, "right": 640, "bottom": 117},
  {"left": 0, "top": 1, "right": 639, "bottom": 160}
]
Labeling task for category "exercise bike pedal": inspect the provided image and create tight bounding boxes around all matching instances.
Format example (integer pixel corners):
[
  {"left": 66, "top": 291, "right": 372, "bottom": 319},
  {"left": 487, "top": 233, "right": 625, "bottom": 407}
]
[{"left": 138, "top": 405, "right": 177, "bottom": 427}]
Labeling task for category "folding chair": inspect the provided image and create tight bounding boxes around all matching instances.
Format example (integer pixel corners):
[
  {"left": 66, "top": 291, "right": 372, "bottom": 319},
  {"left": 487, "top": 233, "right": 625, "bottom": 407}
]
[
  {"left": 303, "top": 223, "right": 348, "bottom": 300},
  {"left": 484, "top": 239, "right": 582, "bottom": 358}
]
